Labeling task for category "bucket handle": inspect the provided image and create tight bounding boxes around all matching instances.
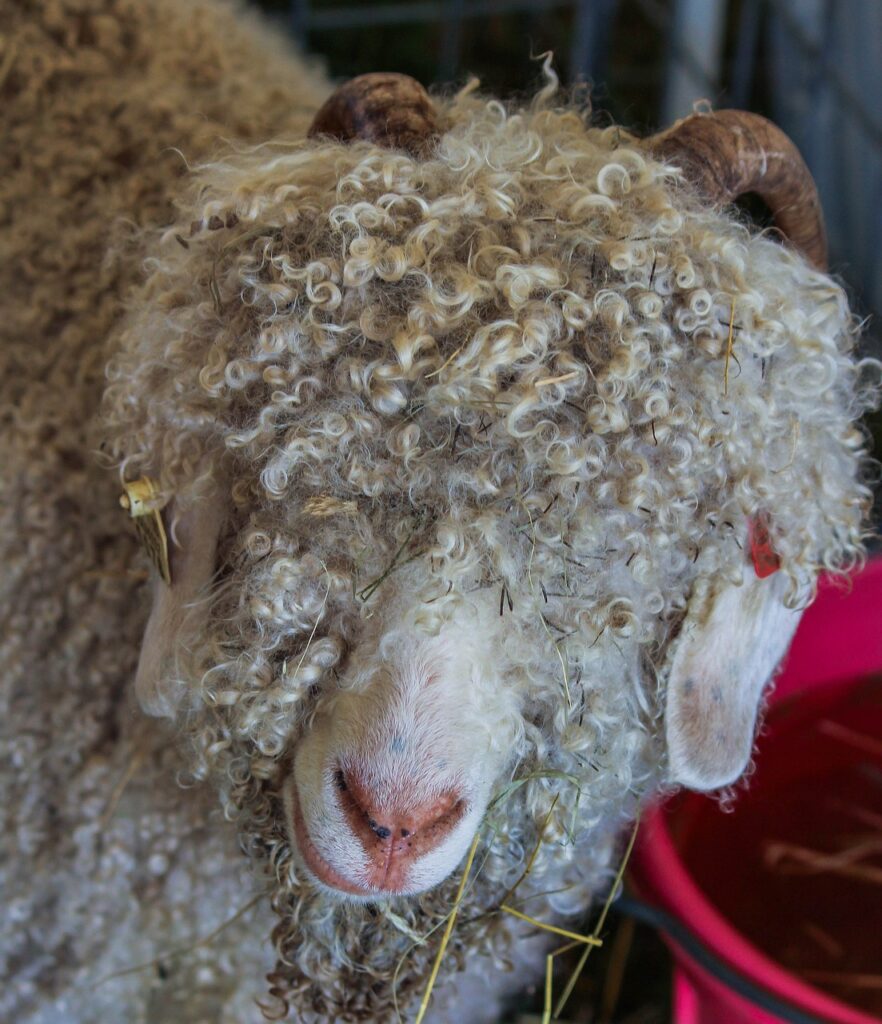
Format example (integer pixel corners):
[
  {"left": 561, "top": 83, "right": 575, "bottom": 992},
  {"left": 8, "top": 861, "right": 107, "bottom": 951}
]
[{"left": 616, "top": 893, "right": 827, "bottom": 1024}]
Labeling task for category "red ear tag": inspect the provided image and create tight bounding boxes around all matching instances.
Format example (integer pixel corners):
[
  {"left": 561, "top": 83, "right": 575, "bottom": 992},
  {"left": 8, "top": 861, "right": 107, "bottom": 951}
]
[{"left": 748, "top": 514, "right": 781, "bottom": 578}]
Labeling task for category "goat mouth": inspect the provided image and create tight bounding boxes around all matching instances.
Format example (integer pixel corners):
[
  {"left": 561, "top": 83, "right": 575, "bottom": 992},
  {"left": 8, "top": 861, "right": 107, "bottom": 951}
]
[{"left": 287, "top": 779, "right": 391, "bottom": 898}]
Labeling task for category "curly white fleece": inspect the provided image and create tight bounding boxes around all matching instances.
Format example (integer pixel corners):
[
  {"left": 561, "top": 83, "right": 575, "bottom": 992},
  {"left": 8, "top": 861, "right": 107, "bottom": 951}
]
[{"left": 99, "top": 74, "right": 877, "bottom": 1020}]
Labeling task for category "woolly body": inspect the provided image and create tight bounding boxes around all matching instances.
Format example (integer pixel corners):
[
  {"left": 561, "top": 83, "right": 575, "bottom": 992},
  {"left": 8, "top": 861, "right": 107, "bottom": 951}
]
[
  {"left": 0, "top": 1, "right": 327, "bottom": 1020},
  {"left": 2, "top": 1, "right": 877, "bottom": 1022}
]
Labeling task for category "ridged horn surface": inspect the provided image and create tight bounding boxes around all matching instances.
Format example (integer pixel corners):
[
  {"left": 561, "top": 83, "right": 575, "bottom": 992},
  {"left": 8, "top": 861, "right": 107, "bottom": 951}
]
[
  {"left": 308, "top": 72, "right": 438, "bottom": 157},
  {"left": 649, "top": 110, "right": 827, "bottom": 270}
]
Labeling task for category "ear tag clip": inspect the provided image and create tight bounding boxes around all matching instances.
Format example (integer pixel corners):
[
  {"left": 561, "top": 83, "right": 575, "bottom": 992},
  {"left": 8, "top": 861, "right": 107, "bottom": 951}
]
[
  {"left": 120, "top": 477, "right": 172, "bottom": 585},
  {"left": 748, "top": 513, "right": 781, "bottom": 579}
]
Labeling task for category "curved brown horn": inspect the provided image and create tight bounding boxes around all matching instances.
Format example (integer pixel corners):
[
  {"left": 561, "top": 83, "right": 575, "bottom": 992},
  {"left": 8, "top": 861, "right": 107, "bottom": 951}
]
[
  {"left": 648, "top": 110, "right": 827, "bottom": 270},
  {"left": 308, "top": 72, "right": 438, "bottom": 157}
]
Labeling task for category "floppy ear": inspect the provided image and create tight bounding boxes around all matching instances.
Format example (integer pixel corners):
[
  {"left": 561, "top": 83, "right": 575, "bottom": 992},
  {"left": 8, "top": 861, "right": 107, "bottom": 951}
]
[
  {"left": 664, "top": 566, "right": 804, "bottom": 791},
  {"left": 134, "top": 483, "right": 226, "bottom": 717}
]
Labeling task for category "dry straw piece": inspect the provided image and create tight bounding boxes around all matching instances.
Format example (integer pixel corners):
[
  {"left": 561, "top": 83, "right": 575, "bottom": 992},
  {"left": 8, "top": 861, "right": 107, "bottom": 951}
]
[
  {"left": 413, "top": 788, "right": 640, "bottom": 1023},
  {"left": 535, "top": 371, "right": 580, "bottom": 388},
  {"left": 414, "top": 830, "right": 484, "bottom": 1024},
  {"left": 552, "top": 817, "right": 641, "bottom": 1019},
  {"left": 94, "top": 894, "right": 264, "bottom": 987},
  {"left": 302, "top": 495, "right": 359, "bottom": 517},
  {"left": 723, "top": 296, "right": 737, "bottom": 397}
]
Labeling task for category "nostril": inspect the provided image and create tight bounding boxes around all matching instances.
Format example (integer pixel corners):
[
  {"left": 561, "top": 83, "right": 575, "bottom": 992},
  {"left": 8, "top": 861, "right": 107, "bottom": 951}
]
[
  {"left": 337, "top": 769, "right": 395, "bottom": 840},
  {"left": 335, "top": 762, "right": 466, "bottom": 847},
  {"left": 328, "top": 763, "right": 469, "bottom": 891}
]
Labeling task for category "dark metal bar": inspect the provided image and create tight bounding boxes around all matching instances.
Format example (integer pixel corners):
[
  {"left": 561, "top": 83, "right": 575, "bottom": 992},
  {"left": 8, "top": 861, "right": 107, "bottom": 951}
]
[
  {"left": 766, "top": 0, "right": 882, "bottom": 149},
  {"left": 632, "top": 0, "right": 719, "bottom": 110},
  {"left": 569, "top": 0, "right": 619, "bottom": 85},
  {"left": 801, "top": 0, "right": 836, "bottom": 173},
  {"left": 304, "top": 0, "right": 573, "bottom": 32},
  {"left": 439, "top": 0, "right": 466, "bottom": 80},
  {"left": 729, "top": 0, "right": 762, "bottom": 108},
  {"left": 869, "top": 174, "right": 882, "bottom": 310},
  {"left": 289, "top": 0, "right": 310, "bottom": 42}
]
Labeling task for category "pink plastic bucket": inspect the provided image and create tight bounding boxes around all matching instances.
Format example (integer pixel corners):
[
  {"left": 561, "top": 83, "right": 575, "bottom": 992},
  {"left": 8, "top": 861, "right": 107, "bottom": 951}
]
[{"left": 632, "top": 558, "right": 882, "bottom": 1024}]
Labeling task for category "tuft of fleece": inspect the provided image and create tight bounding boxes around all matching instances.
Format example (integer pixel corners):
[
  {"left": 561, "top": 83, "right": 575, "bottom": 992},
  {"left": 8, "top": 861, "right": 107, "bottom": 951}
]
[
  {"left": 0, "top": 1, "right": 326, "bottom": 1021},
  {"left": 100, "top": 70, "right": 878, "bottom": 1021}
]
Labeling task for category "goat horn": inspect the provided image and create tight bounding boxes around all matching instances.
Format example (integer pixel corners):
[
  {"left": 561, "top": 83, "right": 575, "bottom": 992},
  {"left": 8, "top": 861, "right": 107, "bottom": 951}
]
[
  {"left": 308, "top": 72, "right": 438, "bottom": 157},
  {"left": 648, "top": 110, "right": 827, "bottom": 270}
]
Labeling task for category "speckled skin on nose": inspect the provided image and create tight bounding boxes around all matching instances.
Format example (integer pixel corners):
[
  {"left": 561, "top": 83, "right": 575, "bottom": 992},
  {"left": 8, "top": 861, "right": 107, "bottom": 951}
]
[{"left": 333, "top": 765, "right": 467, "bottom": 892}]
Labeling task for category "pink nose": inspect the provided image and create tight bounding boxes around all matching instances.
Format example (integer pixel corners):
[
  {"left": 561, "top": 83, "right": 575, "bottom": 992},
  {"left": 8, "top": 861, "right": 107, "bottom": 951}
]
[{"left": 334, "top": 765, "right": 466, "bottom": 891}]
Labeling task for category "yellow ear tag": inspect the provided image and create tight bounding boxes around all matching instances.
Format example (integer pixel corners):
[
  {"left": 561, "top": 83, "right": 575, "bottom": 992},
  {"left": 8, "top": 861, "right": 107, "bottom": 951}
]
[{"left": 120, "top": 477, "right": 172, "bottom": 585}]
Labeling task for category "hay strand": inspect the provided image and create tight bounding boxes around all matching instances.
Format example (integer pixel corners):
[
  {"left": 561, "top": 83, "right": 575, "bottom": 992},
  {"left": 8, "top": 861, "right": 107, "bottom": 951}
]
[
  {"left": 817, "top": 719, "right": 882, "bottom": 760},
  {"left": 553, "top": 814, "right": 641, "bottom": 1017},
  {"left": 521, "top": 501, "right": 571, "bottom": 707},
  {"left": 802, "top": 921, "right": 844, "bottom": 960},
  {"left": 598, "top": 914, "right": 636, "bottom": 1023},
  {"left": 771, "top": 417, "right": 800, "bottom": 474},
  {"left": 499, "top": 795, "right": 562, "bottom": 907},
  {"left": 414, "top": 828, "right": 483, "bottom": 1024},
  {"left": 764, "top": 838, "right": 882, "bottom": 885},
  {"left": 540, "top": 941, "right": 582, "bottom": 1024},
  {"left": 391, "top": 832, "right": 497, "bottom": 1022},
  {"left": 302, "top": 495, "right": 358, "bottom": 517},
  {"left": 94, "top": 893, "right": 263, "bottom": 985},
  {"left": 425, "top": 346, "right": 463, "bottom": 379},
  {"left": 536, "top": 371, "right": 579, "bottom": 388},
  {"left": 723, "top": 296, "right": 736, "bottom": 396},
  {"left": 99, "top": 739, "right": 150, "bottom": 831},
  {"left": 499, "top": 906, "right": 603, "bottom": 947},
  {"left": 543, "top": 947, "right": 554, "bottom": 1024},
  {"left": 798, "top": 970, "right": 882, "bottom": 991},
  {"left": 357, "top": 530, "right": 420, "bottom": 602},
  {"left": 286, "top": 561, "right": 331, "bottom": 684}
]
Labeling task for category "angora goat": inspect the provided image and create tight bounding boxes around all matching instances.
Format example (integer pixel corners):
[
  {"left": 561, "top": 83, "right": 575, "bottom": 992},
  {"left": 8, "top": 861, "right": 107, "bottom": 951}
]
[{"left": 2, "top": 2, "right": 878, "bottom": 1022}]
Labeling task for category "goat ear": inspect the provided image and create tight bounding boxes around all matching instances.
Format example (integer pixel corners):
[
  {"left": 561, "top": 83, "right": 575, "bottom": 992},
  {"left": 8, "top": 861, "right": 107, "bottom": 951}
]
[
  {"left": 134, "top": 483, "right": 226, "bottom": 717},
  {"left": 664, "top": 566, "right": 804, "bottom": 791}
]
